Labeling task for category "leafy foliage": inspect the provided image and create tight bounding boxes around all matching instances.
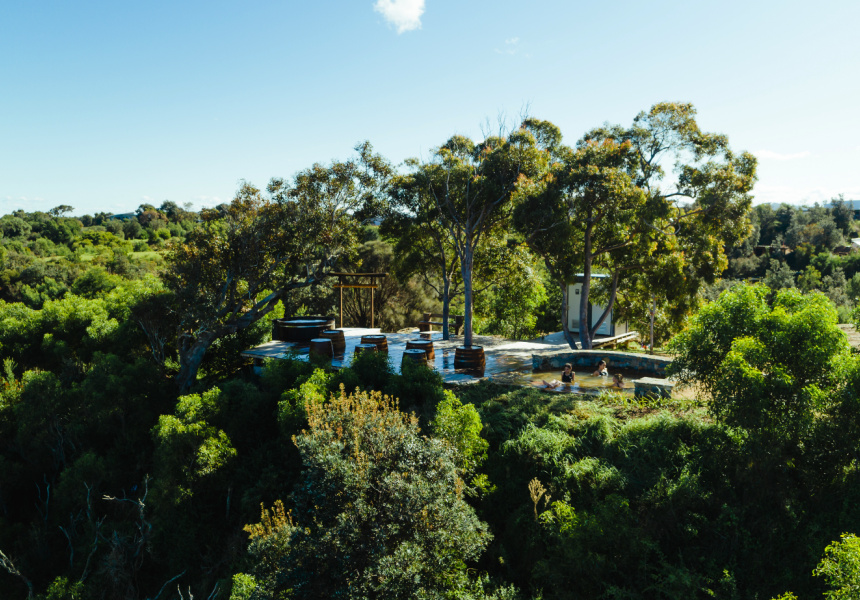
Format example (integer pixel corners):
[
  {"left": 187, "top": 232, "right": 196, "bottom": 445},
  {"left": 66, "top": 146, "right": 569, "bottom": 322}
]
[
  {"left": 257, "top": 387, "right": 492, "bottom": 599},
  {"left": 814, "top": 533, "right": 860, "bottom": 600},
  {"left": 668, "top": 283, "right": 849, "bottom": 446},
  {"left": 163, "top": 143, "right": 391, "bottom": 390}
]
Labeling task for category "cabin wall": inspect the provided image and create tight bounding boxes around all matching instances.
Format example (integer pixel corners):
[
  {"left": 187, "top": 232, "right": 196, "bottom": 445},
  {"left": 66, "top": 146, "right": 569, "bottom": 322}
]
[{"left": 566, "top": 283, "right": 628, "bottom": 336}]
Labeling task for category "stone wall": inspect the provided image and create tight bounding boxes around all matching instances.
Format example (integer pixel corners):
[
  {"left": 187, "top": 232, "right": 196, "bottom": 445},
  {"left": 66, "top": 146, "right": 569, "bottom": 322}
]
[{"left": 532, "top": 349, "right": 672, "bottom": 377}]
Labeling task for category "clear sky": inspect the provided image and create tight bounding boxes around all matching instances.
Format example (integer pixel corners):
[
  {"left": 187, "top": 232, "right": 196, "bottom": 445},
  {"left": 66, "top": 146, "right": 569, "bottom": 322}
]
[{"left": 1, "top": 0, "right": 858, "bottom": 216}]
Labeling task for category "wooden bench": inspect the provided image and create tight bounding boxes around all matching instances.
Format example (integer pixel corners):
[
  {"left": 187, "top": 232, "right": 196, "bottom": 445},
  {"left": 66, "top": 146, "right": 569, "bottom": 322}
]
[
  {"left": 590, "top": 331, "right": 640, "bottom": 349},
  {"left": 418, "top": 312, "right": 464, "bottom": 335}
]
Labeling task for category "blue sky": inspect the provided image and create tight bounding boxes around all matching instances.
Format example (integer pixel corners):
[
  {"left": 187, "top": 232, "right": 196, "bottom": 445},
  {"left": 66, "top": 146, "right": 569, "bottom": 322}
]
[{"left": 1, "top": 0, "right": 858, "bottom": 216}]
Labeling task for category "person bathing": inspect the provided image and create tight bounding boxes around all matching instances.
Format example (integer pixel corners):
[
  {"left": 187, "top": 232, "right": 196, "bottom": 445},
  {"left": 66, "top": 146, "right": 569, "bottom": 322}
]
[
  {"left": 543, "top": 363, "right": 574, "bottom": 389},
  {"left": 592, "top": 360, "right": 608, "bottom": 377}
]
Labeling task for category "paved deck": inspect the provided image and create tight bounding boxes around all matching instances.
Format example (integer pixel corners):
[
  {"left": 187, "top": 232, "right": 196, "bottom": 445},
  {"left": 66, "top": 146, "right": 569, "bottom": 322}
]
[{"left": 242, "top": 328, "right": 574, "bottom": 385}]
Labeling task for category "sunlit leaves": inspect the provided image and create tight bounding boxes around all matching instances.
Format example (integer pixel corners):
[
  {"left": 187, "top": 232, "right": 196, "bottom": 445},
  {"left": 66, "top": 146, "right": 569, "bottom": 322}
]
[{"left": 668, "top": 283, "right": 849, "bottom": 446}]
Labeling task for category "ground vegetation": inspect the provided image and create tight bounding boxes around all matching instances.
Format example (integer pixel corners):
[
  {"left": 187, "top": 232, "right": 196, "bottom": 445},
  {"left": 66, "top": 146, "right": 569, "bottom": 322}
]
[{"left": 5, "top": 108, "right": 860, "bottom": 600}]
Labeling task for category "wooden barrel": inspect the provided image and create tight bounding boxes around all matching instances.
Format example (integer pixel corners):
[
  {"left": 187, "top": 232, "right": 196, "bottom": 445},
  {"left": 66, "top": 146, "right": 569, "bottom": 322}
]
[
  {"left": 309, "top": 338, "right": 333, "bottom": 359},
  {"left": 320, "top": 330, "right": 346, "bottom": 354},
  {"left": 402, "top": 348, "right": 428, "bottom": 368},
  {"left": 354, "top": 343, "right": 378, "bottom": 355},
  {"left": 406, "top": 339, "right": 435, "bottom": 361},
  {"left": 360, "top": 334, "right": 388, "bottom": 353},
  {"left": 454, "top": 346, "right": 485, "bottom": 370},
  {"left": 285, "top": 315, "right": 336, "bottom": 329},
  {"left": 283, "top": 319, "right": 328, "bottom": 342},
  {"left": 272, "top": 318, "right": 289, "bottom": 341}
]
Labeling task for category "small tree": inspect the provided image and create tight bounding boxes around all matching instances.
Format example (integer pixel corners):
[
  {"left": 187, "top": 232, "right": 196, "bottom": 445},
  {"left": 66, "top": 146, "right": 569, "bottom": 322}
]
[
  {"left": 668, "top": 283, "right": 849, "bottom": 448},
  {"left": 158, "top": 142, "right": 391, "bottom": 391},
  {"left": 813, "top": 533, "right": 860, "bottom": 600},
  {"left": 252, "top": 387, "right": 492, "bottom": 599},
  {"left": 400, "top": 128, "right": 547, "bottom": 347}
]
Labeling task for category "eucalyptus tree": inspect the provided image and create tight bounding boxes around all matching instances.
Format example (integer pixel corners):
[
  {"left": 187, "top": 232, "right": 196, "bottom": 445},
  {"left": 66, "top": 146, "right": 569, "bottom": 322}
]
[
  {"left": 383, "top": 165, "right": 463, "bottom": 339},
  {"left": 384, "top": 167, "right": 534, "bottom": 340},
  {"left": 581, "top": 103, "right": 756, "bottom": 348},
  {"left": 157, "top": 142, "right": 391, "bottom": 391},
  {"left": 515, "top": 130, "right": 643, "bottom": 348},
  {"left": 516, "top": 103, "right": 756, "bottom": 349},
  {"left": 391, "top": 128, "right": 547, "bottom": 347}
]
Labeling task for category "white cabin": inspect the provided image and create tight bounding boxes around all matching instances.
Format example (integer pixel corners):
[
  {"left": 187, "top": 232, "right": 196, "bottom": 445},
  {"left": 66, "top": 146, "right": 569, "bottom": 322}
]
[{"left": 566, "top": 274, "right": 629, "bottom": 337}]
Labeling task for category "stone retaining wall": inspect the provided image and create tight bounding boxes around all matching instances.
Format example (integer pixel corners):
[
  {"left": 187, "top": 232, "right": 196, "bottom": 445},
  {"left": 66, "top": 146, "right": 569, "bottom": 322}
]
[{"left": 532, "top": 349, "right": 672, "bottom": 377}]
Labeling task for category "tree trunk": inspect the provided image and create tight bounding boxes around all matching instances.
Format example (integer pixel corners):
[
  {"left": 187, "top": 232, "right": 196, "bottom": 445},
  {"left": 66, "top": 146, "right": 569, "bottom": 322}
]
[
  {"left": 175, "top": 331, "right": 219, "bottom": 392},
  {"left": 441, "top": 277, "right": 451, "bottom": 341},
  {"left": 560, "top": 281, "right": 578, "bottom": 349},
  {"left": 649, "top": 295, "right": 656, "bottom": 355},
  {"left": 589, "top": 271, "right": 619, "bottom": 341},
  {"left": 462, "top": 245, "right": 474, "bottom": 347},
  {"left": 578, "top": 222, "right": 593, "bottom": 349}
]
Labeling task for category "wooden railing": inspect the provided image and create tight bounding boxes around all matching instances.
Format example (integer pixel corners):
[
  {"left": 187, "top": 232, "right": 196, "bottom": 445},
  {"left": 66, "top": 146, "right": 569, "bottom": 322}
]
[{"left": 418, "top": 312, "right": 464, "bottom": 335}]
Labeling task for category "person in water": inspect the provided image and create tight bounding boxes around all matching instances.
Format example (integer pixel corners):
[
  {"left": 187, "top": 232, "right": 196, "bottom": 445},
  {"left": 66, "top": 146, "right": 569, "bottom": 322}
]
[
  {"left": 543, "top": 363, "right": 574, "bottom": 389},
  {"left": 592, "top": 360, "right": 608, "bottom": 377},
  {"left": 612, "top": 373, "right": 625, "bottom": 388}
]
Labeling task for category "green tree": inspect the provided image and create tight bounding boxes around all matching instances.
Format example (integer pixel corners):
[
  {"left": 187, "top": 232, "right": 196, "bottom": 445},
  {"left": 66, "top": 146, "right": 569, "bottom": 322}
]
[
  {"left": 122, "top": 217, "right": 143, "bottom": 240},
  {"left": 474, "top": 241, "right": 547, "bottom": 340},
  {"left": 0, "top": 216, "right": 32, "bottom": 239},
  {"left": 399, "top": 127, "right": 547, "bottom": 347},
  {"left": 830, "top": 194, "right": 854, "bottom": 238},
  {"left": 383, "top": 167, "right": 462, "bottom": 339},
  {"left": 764, "top": 258, "right": 796, "bottom": 290},
  {"left": 152, "top": 388, "right": 237, "bottom": 506},
  {"left": 251, "top": 387, "right": 492, "bottom": 599},
  {"left": 47, "top": 205, "right": 74, "bottom": 218},
  {"left": 668, "top": 283, "right": 849, "bottom": 447},
  {"left": 797, "top": 264, "right": 822, "bottom": 292},
  {"left": 160, "top": 142, "right": 391, "bottom": 391},
  {"left": 41, "top": 218, "right": 82, "bottom": 245},
  {"left": 813, "top": 533, "right": 860, "bottom": 600},
  {"left": 583, "top": 103, "right": 755, "bottom": 348},
  {"left": 137, "top": 209, "right": 167, "bottom": 230},
  {"left": 431, "top": 391, "right": 488, "bottom": 474},
  {"left": 511, "top": 120, "right": 583, "bottom": 346},
  {"left": 159, "top": 200, "right": 191, "bottom": 223},
  {"left": 517, "top": 103, "right": 756, "bottom": 349}
]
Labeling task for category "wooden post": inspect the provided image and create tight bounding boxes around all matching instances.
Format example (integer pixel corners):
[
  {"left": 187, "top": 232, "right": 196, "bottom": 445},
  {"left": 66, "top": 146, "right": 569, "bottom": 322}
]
[
  {"left": 327, "top": 273, "right": 387, "bottom": 330},
  {"left": 649, "top": 295, "right": 655, "bottom": 355}
]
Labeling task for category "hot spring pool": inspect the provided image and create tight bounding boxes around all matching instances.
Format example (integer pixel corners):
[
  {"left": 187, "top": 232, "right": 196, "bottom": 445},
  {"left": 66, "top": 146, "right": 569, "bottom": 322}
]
[{"left": 514, "top": 368, "right": 639, "bottom": 393}]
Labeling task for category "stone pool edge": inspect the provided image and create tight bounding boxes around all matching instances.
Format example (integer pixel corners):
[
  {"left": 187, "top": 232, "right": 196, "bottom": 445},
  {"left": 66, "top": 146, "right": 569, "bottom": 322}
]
[{"left": 531, "top": 349, "right": 672, "bottom": 378}]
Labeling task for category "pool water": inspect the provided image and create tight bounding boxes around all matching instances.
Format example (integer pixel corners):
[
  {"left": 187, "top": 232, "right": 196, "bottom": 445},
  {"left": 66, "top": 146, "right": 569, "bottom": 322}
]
[{"left": 513, "top": 369, "right": 638, "bottom": 393}]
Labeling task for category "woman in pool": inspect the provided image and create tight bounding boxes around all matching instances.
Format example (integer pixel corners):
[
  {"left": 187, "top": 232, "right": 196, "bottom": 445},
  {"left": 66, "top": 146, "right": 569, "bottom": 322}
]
[
  {"left": 592, "top": 360, "right": 608, "bottom": 377},
  {"left": 612, "top": 373, "right": 625, "bottom": 388},
  {"left": 543, "top": 363, "right": 574, "bottom": 389}
]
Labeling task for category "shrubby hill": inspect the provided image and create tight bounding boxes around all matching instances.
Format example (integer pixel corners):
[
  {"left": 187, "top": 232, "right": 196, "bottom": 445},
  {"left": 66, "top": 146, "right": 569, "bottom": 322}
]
[{"left": 3, "top": 105, "right": 860, "bottom": 599}]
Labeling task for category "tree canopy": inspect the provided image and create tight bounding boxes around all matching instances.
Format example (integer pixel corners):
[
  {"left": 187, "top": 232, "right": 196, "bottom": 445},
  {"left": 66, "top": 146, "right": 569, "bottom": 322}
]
[
  {"left": 160, "top": 142, "right": 391, "bottom": 390},
  {"left": 392, "top": 128, "right": 549, "bottom": 346},
  {"left": 668, "top": 282, "right": 850, "bottom": 447},
  {"left": 516, "top": 103, "right": 757, "bottom": 348},
  {"left": 241, "top": 387, "right": 492, "bottom": 599}
]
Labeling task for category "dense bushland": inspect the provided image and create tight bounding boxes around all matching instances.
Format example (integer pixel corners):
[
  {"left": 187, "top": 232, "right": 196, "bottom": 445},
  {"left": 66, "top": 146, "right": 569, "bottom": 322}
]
[
  {"left": 3, "top": 281, "right": 860, "bottom": 599},
  {"left": 4, "top": 104, "right": 860, "bottom": 598}
]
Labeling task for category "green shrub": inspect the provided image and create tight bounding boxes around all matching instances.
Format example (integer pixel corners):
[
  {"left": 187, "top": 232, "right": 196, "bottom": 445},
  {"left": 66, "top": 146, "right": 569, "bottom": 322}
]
[{"left": 263, "top": 388, "right": 492, "bottom": 599}]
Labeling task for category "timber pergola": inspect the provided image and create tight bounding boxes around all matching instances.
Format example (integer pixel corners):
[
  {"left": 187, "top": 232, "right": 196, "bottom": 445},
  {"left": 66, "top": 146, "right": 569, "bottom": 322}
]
[{"left": 328, "top": 272, "right": 388, "bottom": 329}]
